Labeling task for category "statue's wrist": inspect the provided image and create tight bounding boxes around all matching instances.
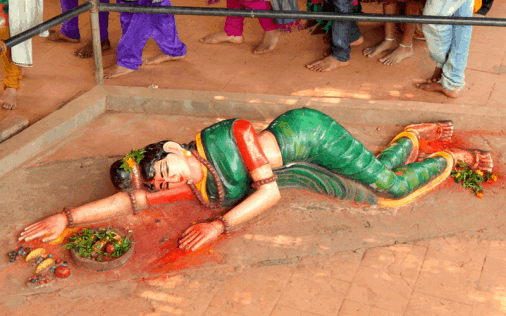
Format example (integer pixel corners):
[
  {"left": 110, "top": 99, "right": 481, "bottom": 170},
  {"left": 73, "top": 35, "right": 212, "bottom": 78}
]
[
  {"left": 63, "top": 208, "right": 74, "bottom": 228},
  {"left": 214, "top": 216, "right": 230, "bottom": 235}
]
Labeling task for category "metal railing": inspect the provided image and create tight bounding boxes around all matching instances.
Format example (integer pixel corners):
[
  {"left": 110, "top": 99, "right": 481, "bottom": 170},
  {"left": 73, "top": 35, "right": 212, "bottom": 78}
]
[{"left": 1, "top": 0, "right": 504, "bottom": 86}]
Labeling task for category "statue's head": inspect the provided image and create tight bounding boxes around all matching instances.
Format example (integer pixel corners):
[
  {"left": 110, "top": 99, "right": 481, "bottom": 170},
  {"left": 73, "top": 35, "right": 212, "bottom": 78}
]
[{"left": 110, "top": 140, "right": 192, "bottom": 191}]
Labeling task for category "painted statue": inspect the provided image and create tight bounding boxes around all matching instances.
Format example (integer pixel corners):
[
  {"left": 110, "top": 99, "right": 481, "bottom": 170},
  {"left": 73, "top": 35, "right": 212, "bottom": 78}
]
[{"left": 19, "top": 108, "right": 493, "bottom": 251}]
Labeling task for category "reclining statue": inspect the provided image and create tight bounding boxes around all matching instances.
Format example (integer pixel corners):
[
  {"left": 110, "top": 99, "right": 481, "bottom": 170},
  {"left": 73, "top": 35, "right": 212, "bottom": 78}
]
[{"left": 19, "top": 108, "right": 493, "bottom": 251}]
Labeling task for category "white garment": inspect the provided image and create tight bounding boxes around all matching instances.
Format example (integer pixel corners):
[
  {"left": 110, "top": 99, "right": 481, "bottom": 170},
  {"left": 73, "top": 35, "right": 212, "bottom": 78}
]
[{"left": 8, "top": 0, "right": 45, "bottom": 67}]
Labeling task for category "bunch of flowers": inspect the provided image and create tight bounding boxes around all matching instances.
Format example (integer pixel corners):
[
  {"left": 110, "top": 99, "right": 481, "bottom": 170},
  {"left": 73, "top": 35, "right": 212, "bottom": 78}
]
[
  {"left": 120, "top": 149, "right": 146, "bottom": 172},
  {"left": 451, "top": 161, "right": 500, "bottom": 198}
]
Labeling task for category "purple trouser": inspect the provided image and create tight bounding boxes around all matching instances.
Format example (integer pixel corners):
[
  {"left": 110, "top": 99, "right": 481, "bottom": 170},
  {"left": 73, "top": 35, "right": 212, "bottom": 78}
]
[
  {"left": 60, "top": 0, "right": 109, "bottom": 42},
  {"left": 116, "top": 0, "right": 186, "bottom": 70}
]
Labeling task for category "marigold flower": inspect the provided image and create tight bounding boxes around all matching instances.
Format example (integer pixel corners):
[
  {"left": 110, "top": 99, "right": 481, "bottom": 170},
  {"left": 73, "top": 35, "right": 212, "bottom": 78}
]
[
  {"left": 477, "top": 192, "right": 484, "bottom": 199},
  {"left": 456, "top": 172, "right": 461, "bottom": 178},
  {"left": 126, "top": 158, "right": 136, "bottom": 168},
  {"left": 492, "top": 174, "right": 498, "bottom": 181},
  {"left": 475, "top": 170, "right": 483, "bottom": 176}
]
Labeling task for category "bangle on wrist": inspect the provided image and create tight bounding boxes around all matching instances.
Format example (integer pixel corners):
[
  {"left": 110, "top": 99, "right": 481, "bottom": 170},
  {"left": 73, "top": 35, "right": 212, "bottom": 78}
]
[
  {"left": 251, "top": 174, "right": 278, "bottom": 189},
  {"left": 128, "top": 191, "right": 142, "bottom": 215},
  {"left": 63, "top": 208, "right": 75, "bottom": 228},
  {"left": 214, "top": 215, "right": 230, "bottom": 235}
]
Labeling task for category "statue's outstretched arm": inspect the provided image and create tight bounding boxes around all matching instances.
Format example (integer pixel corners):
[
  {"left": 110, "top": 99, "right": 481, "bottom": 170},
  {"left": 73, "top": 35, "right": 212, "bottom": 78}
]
[{"left": 18, "top": 191, "right": 146, "bottom": 242}]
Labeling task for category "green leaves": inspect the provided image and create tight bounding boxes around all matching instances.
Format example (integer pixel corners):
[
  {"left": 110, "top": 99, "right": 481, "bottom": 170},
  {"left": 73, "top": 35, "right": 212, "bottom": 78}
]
[
  {"left": 450, "top": 161, "right": 499, "bottom": 197},
  {"left": 64, "top": 227, "right": 132, "bottom": 259}
]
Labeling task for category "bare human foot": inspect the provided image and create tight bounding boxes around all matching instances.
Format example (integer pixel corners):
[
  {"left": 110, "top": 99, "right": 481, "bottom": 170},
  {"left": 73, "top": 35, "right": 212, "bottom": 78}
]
[
  {"left": 145, "top": 54, "right": 186, "bottom": 65},
  {"left": 416, "top": 82, "right": 459, "bottom": 98},
  {"left": 351, "top": 36, "right": 364, "bottom": 47},
  {"left": 0, "top": 87, "right": 17, "bottom": 110},
  {"left": 74, "top": 39, "right": 111, "bottom": 59},
  {"left": 253, "top": 30, "right": 281, "bottom": 55},
  {"left": 427, "top": 67, "right": 442, "bottom": 83},
  {"left": 104, "top": 64, "right": 134, "bottom": 79},
  {"left": 379, "top": 45, "right": 414, "bottom": 66},
  {"left": 307, "top": 24, "right": 325, "bottom": 35},
  {"left": 448, "top": 148, "right": 493, "bottom": 174},
  {"left": 405, "top": 121, "right": 454, "bottom": 141},
  {"left": 306, "top": 55, "right": 349, "bottom": 72},
  {"left": 199, "top": 31, "right": 244, "bottom": 45},
  {"left": 46, "top": 30, "right": 80, "bottom": 43},
  {"left": 363, "top": 38, "right": 397, "bottom": 58},
  {"left": 323, "top": 36, "right": 364, "bottom": 57}
]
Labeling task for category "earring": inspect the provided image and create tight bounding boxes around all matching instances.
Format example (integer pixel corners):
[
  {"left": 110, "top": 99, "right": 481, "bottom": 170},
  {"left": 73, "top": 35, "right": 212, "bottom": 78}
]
[{"left": 183, "top": 150, "right": 192, "bottom": 158}]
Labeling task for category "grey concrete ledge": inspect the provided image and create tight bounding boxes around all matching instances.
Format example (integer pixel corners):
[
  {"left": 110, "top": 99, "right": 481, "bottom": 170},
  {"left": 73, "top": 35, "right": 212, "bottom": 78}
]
[
  {"left": 0, "top": 86, "right": 109, "bottom": 179},
  {"left": 104, "top": 86, "right": 506, "bottom": 133},
  {"left": 2, "top": 85, "right": 506, "bottom": 180}
]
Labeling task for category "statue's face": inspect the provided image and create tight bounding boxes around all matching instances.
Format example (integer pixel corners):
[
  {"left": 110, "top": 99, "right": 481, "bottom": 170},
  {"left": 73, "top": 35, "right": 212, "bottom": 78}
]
[{"left": 149, "top": 152, "right": 191, "bottom": 190}]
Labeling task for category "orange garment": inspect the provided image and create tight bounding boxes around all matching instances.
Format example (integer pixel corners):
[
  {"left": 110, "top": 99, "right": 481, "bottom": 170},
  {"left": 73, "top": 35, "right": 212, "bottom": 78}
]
[{"left": 0, "top": 5, "right": 22, "bottom": 90}]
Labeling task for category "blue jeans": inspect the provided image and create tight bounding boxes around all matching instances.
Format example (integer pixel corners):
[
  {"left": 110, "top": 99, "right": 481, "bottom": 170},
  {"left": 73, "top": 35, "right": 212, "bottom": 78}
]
[
  {"left": 330, "top": 0, "right": 353, "bottom": 62},
  {"left": 423, "top": 0, "right": 473, "bottom": 91}
]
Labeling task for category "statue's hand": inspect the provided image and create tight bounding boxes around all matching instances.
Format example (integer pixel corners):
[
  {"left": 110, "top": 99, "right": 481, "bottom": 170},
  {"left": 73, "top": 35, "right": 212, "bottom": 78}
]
[
  {"left": 18, "top": 213, "right": 68, "bottom": 243},
  {"left": 178, "top": 221, "right": 224, "bottom": 251}
]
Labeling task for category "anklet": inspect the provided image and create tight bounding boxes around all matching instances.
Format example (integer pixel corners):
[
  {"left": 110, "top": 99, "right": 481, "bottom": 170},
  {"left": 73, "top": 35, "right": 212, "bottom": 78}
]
[
  {"left": 399, "top": 43, "right": 413, "bottom": 48},
  {"left": 385, "top": 37, "right": 396, "bottom": 41}
]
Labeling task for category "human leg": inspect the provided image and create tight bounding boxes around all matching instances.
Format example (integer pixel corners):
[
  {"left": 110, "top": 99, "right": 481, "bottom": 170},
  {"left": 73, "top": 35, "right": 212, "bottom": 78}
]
[
  {"left": 418, "top": 0, "right": 471, "bottom": 96},
  {"left": 47, "top": 0, "right": 80, "bottom": 43},
  {"left": 380, "top": 1, "right": 420, "bottom": 65},
  {"left": 200, "top": 0, "right": 245, "bottom": 44},
  {"left": 363, "top": 2, "right": 397, "bottom": 58},
  {"left": 74, "top": 0, "right": 111, "bottom": 58},
  {"left": 231, "top": 0, "right": 280, "bottom": 54},
  {"left": 1, "top": 25, "right": 22, "bottom": 110},
  {"left": 104, "top": 2, "right": 153, "bottom": 79},
  {"left": 306, "top": 0, "right": 352, "bottom": 71},
  {"left": 145, "top": 0, "right": 187, "bottom": 65},
  {"left": 439, "top": 0, "right": 473, "bottom": 91}
]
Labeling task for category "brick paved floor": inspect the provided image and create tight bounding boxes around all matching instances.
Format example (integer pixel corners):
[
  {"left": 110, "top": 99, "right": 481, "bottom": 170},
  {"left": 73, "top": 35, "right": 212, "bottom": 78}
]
[{"left": 5, "top": 230, "right": 506, "bottom": 315}]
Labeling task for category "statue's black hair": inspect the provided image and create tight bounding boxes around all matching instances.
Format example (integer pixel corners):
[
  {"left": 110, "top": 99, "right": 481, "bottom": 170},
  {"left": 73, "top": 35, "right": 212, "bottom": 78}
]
[{"left": 110, "top": 140, "right": 188, "bottom": 191}]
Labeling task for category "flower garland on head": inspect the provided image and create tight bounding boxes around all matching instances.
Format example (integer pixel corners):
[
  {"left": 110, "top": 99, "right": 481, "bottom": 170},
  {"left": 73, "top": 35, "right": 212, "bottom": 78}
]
[{"left": 120, "top": 149, "right": 146, "bottom": 173}]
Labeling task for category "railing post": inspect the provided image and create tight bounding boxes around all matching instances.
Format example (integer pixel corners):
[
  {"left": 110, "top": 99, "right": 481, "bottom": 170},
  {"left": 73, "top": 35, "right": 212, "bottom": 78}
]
[{"left": 90, "top": 0, "right": 104, "bottom": 85}]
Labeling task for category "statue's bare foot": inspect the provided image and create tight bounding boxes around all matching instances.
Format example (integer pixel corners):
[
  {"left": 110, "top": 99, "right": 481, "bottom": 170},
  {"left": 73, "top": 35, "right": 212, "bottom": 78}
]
[
  {"left": 0, "top": 87, "right": 17, "bottom": 110},
  {"left": 323, "top": 36, "right": 364, "bottom": 57},
  {"left": 145, "top": 54, "right": 186, "bottom": 65},
  {"left": 253, "top": 30, "right": 281, "bottom": 55},
  {"left": 448, "top": 148, "right": 493, "bottom": 174},
  {"left": 405, "top": 121, "right": 454, "bottom": 141},
  {"left": 379, "top": 45, "right": 414, "bottom": 65},
  {"left": 199, "top": 31, "right": 244, "bottom": 45},
  {"left": 417, "top": 82, "right": 459, "bottom": 98},
  {"left": 104, "top": 65, "right": 134, "bottom": 79},
  {"left": 306, "top": 56, "right": 349, "bottom": 72},
  {"left": 74, "top": 39, "right": 111, "bottom": 58},
  {"left": 46, "top": 30, "right": 80, "bottom": 43},
  {"left": 427, "top": 67, "right": 443, "bottom": 83},
  {"left": 363, "top": 39, "right": 397, "bottom": 58}
]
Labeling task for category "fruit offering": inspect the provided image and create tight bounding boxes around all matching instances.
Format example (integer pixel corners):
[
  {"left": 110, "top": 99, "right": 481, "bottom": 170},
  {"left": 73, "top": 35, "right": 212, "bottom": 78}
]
[
  {"left": 54, "top": 266, "right": 71, "bottom": 278},
  {"left": 65, "top": 227, "right": 132, "bottom": 262}
]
